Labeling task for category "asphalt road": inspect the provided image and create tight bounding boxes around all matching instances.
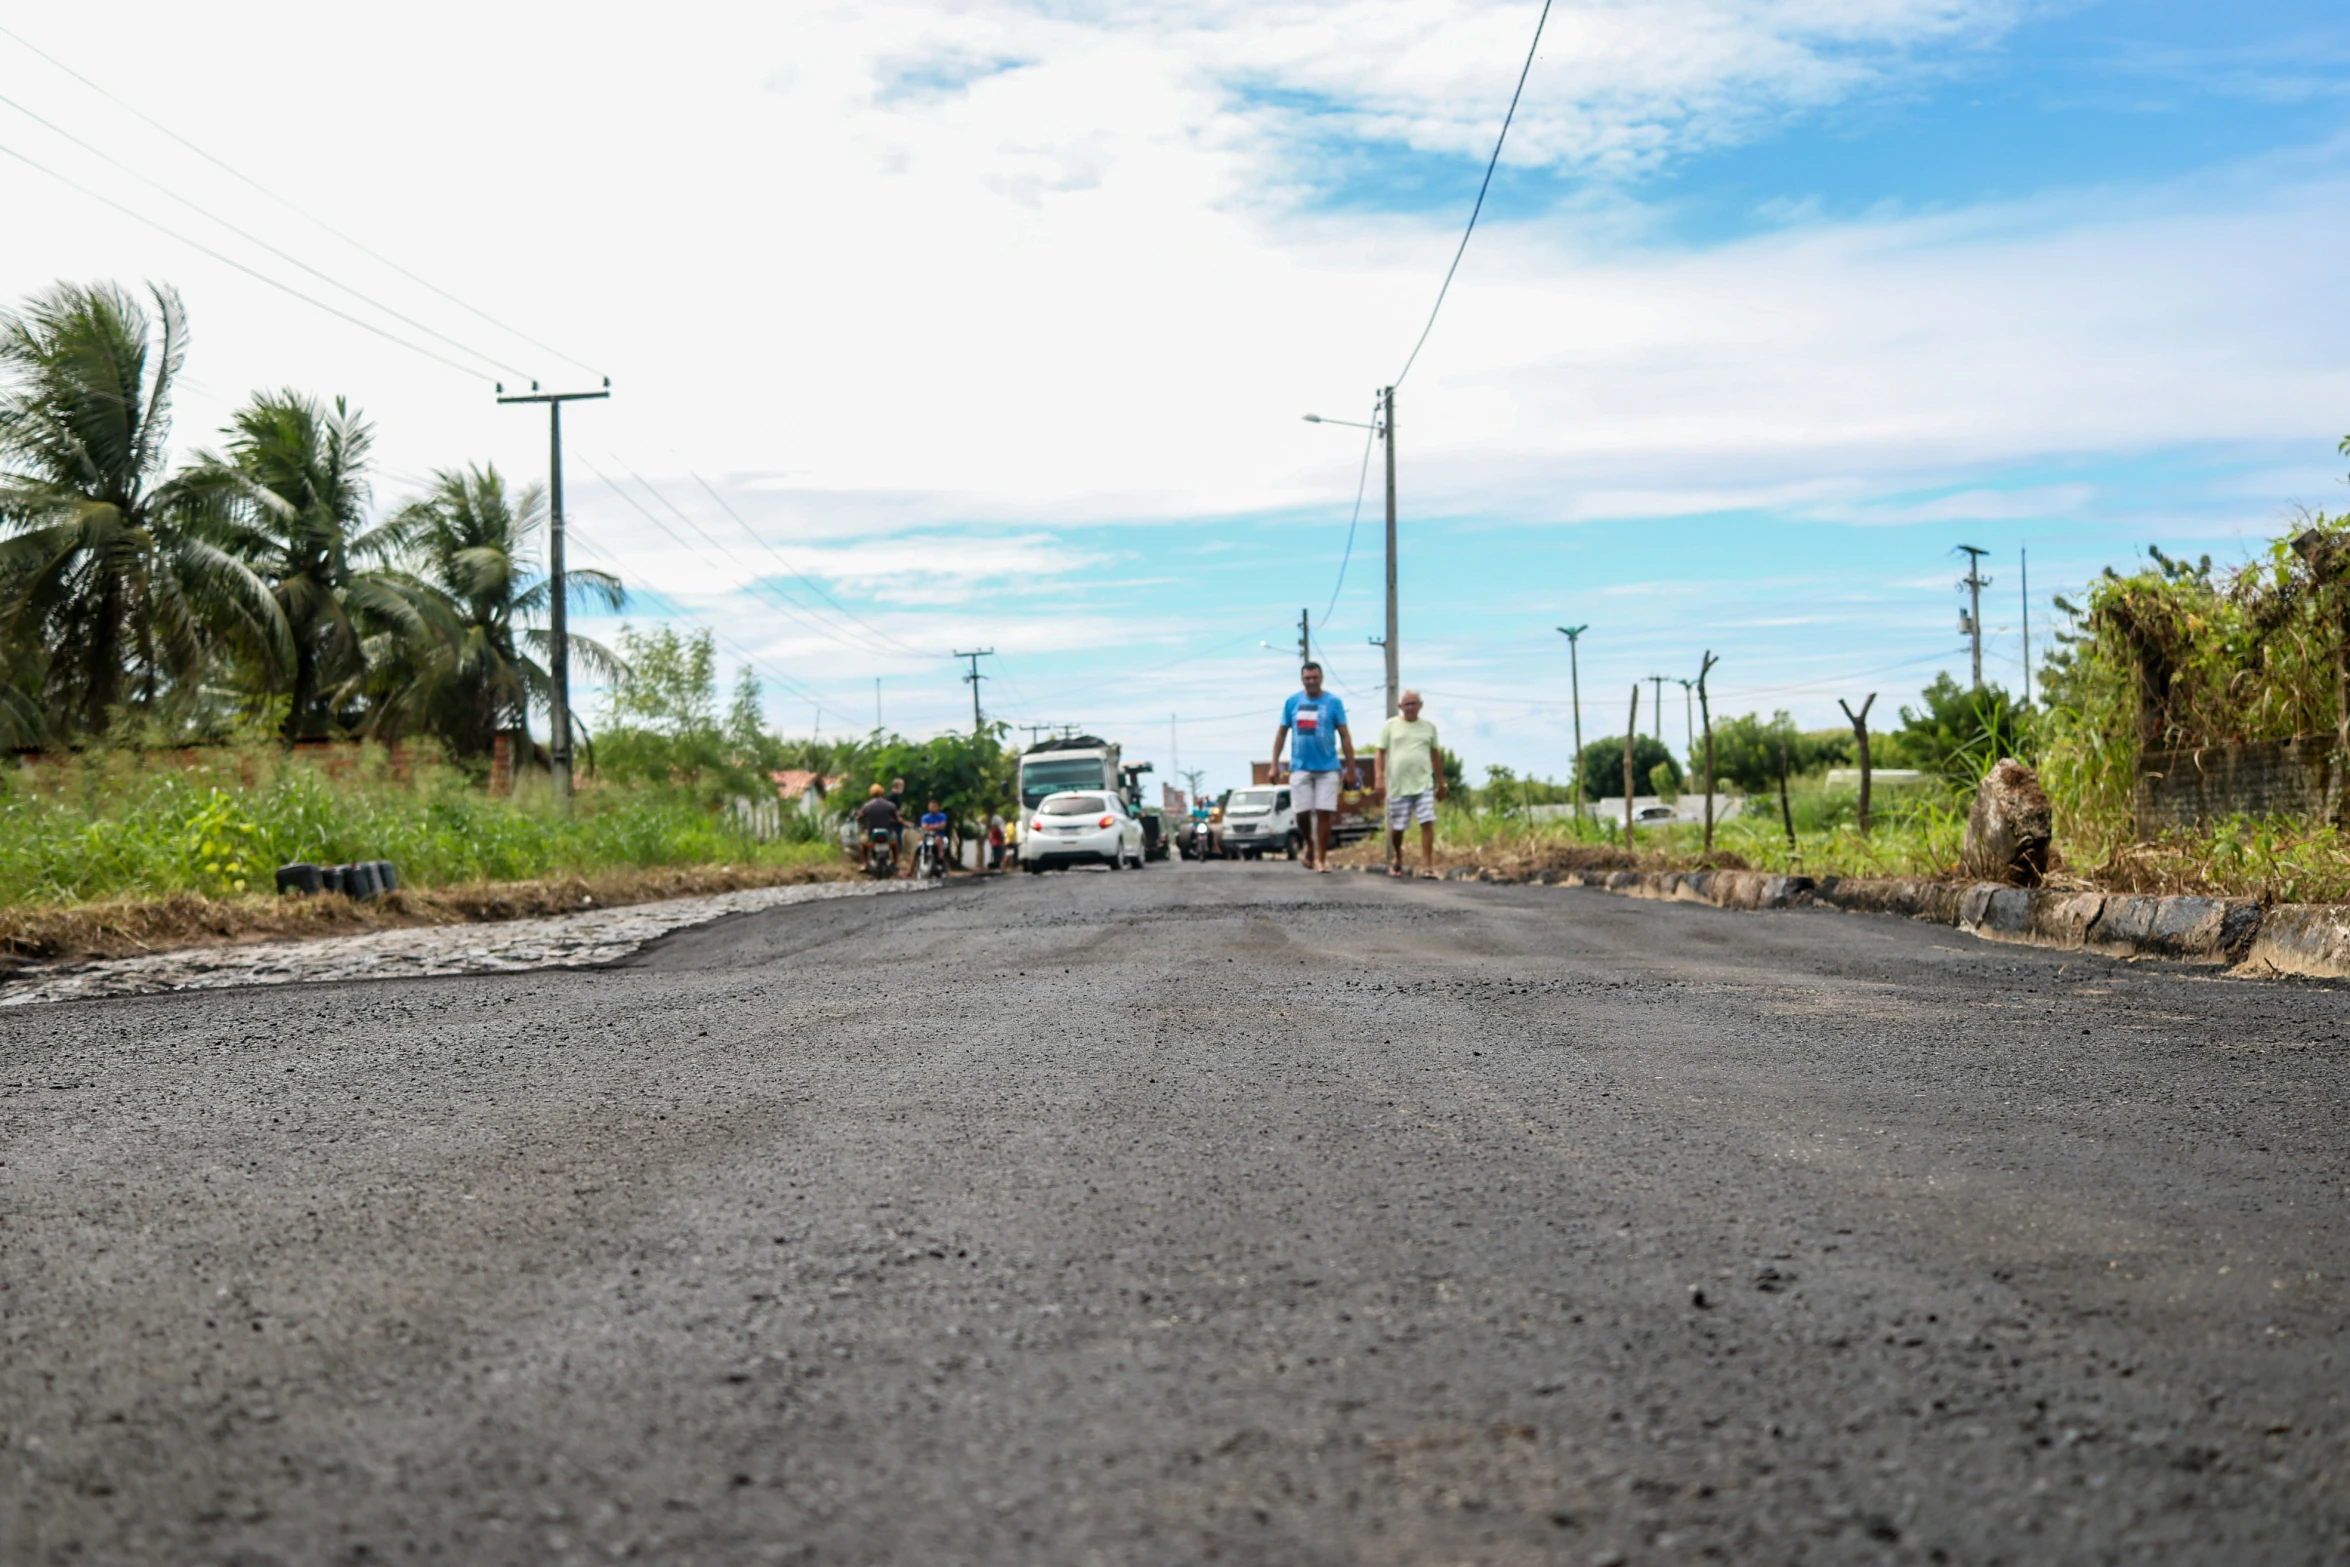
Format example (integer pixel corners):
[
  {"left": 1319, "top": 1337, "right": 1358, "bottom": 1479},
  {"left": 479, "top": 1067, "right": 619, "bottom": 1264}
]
[{"left": 5, "top": 862, "right": 2347, "bottom": 1566}]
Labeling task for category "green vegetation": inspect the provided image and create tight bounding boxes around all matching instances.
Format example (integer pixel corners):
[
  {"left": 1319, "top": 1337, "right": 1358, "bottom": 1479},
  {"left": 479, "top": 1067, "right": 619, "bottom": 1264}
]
[
  {"left": 0, "top": 737, "right": 834, "bottom": 909},
  {"left": 0, "top": 280, "right": 620, "bottom": 757}
]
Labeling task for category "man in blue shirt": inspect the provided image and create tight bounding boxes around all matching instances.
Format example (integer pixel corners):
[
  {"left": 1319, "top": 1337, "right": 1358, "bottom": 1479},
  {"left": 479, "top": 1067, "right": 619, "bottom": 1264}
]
[{"left": 1269, "top": 660, "right": 1357, "bottom": 873}]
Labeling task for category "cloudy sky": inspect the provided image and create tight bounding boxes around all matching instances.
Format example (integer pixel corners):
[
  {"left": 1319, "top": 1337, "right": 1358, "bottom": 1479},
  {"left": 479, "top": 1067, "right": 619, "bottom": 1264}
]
[{"left": 4, "top": 1, "right": 2347, "bottom": 787}]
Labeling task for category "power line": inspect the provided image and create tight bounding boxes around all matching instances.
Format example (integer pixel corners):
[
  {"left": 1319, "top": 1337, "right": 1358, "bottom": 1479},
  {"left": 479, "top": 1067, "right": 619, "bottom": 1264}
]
[
  {"left": 0, "top": 90, "right": 526, "bottom": 380},
  {"left": 683, "top": 470, "right": 934, "bottom": 659},
  {"left": 0, "top": 138, "right": 488, "bottom": 380},
  {"left": 587, "top": 455, "right": 909, "bottom": 663},
  {"left": 1393, "top": 0, "right": 1554, "bottom": 387},
  {"left": 0, "top": 19, "right": 601, "bottom": 382},
  {"left": 572, "top": 461, "right": 850, "bottom": 706},
  {"left": 1321, "top": 399, "right": 1380, "bottom": 627}
]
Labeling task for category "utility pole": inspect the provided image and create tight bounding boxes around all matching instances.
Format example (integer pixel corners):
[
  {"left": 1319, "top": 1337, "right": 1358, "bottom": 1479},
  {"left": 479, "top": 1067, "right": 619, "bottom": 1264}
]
[
  {"left": 1557, "top": 626, "right": 1587, "bottom": 829},
  {"left": 2020, "top": 546, "right": 2032, "bottom": 707},
  {"left": 1298, "top": 609, "right": 1312, "bottom": 668},
  {"left": 1955, "top": 544, "right": 1990, "bottom": 692},
  {"left": 1677, "top": 677, "right": 1695, "bottom": 762},
  {"left": 874, "top": 677, "right": 882, "bottom": 733},
  {"left": 1696, "top": 650, "right": 1720, "bottom": 851},
  {"left": 496, "top": 379, "right": 609, "bottom": 807},
  {"left": 1647, "top": 675, "right": 1669, "bottom": 744},
  {"left": 1381, "top": 385, "right": 1399, "bottom": 719},
  {"left": 954, "top": 649, "right": 995, "bottom": 733}
]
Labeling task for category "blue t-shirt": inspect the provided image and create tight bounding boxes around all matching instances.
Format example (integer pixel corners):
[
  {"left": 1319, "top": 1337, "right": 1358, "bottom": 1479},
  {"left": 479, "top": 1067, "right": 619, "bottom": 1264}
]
[
  {"left": 1282, "top": 690, "right": 1347, "bottom": 773},
  {"left": 919, "top": 811, "right": 949, "bottom": 831}
]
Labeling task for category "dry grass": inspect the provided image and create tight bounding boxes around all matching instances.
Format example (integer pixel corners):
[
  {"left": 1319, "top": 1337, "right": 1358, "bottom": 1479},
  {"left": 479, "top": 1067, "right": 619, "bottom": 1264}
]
[
  {"left": 1326, "top": 830, "right": 1752, "bottom": 880},
  {"left": 0, "top": 860, "right": 855, "bottom": 969}
]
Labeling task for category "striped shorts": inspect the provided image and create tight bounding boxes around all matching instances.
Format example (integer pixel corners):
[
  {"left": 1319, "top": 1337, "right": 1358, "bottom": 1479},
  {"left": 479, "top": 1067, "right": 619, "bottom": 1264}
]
[{"left": 1386, "top": 790, "right": 1437, "bottom": 829}]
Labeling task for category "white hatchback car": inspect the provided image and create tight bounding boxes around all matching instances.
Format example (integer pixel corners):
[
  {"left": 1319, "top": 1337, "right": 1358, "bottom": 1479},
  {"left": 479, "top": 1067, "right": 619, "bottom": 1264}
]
[{"left": 1020, "top": 791, "right": 1147, "bottom": 872}]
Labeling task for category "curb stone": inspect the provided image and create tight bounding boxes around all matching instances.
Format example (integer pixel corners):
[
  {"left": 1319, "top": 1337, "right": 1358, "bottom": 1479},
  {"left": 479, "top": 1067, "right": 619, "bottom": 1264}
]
[{"left": 1348, "top": 858, "right": 2350, "bottom": 976}]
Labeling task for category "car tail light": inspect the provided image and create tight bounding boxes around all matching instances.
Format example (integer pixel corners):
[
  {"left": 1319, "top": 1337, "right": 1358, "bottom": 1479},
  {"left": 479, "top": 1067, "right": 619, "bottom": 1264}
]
[
  {"left": 1098, "top": 815, "right": 1115, "bottom": 828},
  {"left": 1033, "top": 818, "right": 1047, "bottom": 832}
]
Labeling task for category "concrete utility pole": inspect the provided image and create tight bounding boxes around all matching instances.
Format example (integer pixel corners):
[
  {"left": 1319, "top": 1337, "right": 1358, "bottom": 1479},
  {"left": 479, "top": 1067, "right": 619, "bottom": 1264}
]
[
  {"left": 1697, "top": 650, "right": 1720, "bottom": 851},
  {"left": 1955, "top": 544, "right": 1990, "bottom": 692},
  {"left": 1557, "top": 625, "right": 1587, "bottom": 825},
  {"left": 875, "top": 677, "right": 882, "bottom": 732},
  {"left": 2020, "top": 546, "right": 2033, "bottom": 707},
  {"left": 496, "top": 378, "right": 609, "bottom": 807},
  {"left": 1678, "top": 678, "right": 1695, "bottom": 763},
  {"left": 954, "top": 649, "right": 995, "bottom": 732},
  {"left": 1648, "top": 675, "right": 1669, "bottom": 744},
  {"left": 1381, "top": 385, "right": 1399, "bottom": 719},
  {"left": 1298, "top": 609, "right": 1312, "bottom": 668}
]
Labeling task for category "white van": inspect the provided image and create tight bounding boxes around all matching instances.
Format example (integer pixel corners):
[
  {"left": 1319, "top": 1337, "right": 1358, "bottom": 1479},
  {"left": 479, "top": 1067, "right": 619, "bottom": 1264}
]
[{"left": 1217, "top": 785, "right": 1300, "bottom": 860}]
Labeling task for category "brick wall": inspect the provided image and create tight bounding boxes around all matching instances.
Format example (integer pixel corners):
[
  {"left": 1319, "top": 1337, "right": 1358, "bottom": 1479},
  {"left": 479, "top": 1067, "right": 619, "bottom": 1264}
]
[{"left": 2135, "top": 736, "right": 2342, "bottom": 836}]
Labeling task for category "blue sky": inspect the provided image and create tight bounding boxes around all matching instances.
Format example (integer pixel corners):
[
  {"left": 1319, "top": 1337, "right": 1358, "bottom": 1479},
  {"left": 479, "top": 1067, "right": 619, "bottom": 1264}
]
[{"left": 5, "top": 1, "right": 2349, "bottom": 791}]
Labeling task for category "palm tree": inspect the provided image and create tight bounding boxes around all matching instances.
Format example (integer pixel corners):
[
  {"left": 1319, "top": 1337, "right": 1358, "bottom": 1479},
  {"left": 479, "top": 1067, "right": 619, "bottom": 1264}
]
[
  {"left": 0, "top": 281, "right": 280, "bottom": 738},
  {"left": 185, "top": 390, "right": 418, "bottom": 740},
  {"left": 382, "top": 464, "right": 621, "bottom": 758}
]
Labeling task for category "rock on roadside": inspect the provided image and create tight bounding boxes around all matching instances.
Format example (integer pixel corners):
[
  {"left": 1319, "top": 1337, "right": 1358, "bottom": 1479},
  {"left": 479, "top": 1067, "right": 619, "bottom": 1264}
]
[{"left": 1962, "top": 758, "right": 2052, "bottom": 886}]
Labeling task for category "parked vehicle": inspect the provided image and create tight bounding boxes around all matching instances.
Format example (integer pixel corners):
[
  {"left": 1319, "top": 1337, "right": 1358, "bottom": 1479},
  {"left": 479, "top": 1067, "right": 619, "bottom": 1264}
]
[
  {"left": 1217, "top": 785, "right": 1300, "bottom": 860},
  {"left": 864, "top": 827, "right": 897, "bottom": 879},
  {"left": 1021, "top": 790, "right": 1148, "bottom": 872},
  {"left": 1248, "top": 758, "right": 1385, "bottom": 845}
]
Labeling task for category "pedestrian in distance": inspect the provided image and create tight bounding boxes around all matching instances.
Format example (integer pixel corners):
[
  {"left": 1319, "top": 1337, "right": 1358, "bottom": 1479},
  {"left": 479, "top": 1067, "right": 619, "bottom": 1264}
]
[
  {"left": 1377, "top": 688, "right": 1446, "bottom": 878},
  {"left": 1269, "top": 660, "right": 1357, "bottom": 874},
  {"left": 985, "top": 809, "right": 1006, "bottom": 870}
]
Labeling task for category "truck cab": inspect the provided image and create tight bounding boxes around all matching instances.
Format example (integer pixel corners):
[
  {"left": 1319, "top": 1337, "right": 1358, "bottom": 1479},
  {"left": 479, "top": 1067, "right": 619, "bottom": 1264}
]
[{"left": 1217, "top": 785, "right": 1300, "bottom": 859}]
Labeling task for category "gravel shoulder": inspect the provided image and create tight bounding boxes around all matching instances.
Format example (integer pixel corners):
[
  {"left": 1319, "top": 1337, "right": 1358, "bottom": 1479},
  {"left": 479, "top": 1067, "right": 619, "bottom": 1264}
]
[
  {"left": 0, "top": 878, "right": 937, "bottom": 1006},
  {"left": 3, "top": 863, "right": 2345, "bottom": 1564}
]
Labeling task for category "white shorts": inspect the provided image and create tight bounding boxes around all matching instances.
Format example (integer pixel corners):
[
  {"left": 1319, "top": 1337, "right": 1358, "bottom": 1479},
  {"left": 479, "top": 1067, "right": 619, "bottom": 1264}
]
[
  {"left": 1289, "top": 770, "right": 1341, "bottom": 812},
  {"left": 1386, "top": 790, "right": 1437, "bottom": 829}
]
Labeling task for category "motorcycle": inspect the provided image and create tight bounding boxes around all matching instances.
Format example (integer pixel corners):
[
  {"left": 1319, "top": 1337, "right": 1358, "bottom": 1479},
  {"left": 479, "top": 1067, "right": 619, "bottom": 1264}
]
[
  {"left": 915, "top": 829, "right": 949, "bottom": 881},
  {"left": 864, "top": 827, "right": 898, "bottom": 879}
]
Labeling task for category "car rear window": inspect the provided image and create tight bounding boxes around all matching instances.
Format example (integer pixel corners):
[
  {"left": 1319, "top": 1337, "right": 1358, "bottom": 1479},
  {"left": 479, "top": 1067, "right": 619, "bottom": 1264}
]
[{"left": 1042, "top": 795, "right": 1108, "bottom": 815}]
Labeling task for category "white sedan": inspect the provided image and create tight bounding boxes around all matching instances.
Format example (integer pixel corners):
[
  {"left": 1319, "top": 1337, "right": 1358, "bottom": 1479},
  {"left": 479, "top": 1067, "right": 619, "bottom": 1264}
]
[{"left": 1020, "top": 791, "right": 1147, "bottom": 872}]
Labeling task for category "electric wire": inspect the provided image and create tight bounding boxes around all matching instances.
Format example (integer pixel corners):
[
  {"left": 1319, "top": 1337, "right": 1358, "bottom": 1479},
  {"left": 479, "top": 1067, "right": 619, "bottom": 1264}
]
[
  {"left": 0, "top": 90, "right": 528, "bottom": 380},
  {"left": 599, "top": 455, "right": 911, "bottom": 662},
  {"left": 1320, "top": 401, "right": 1380, "bottom": 628},
  {"left": 579, "top": 455, "right": 900, "bottom": 693},
  {"left": 0, "top": 138, "right": 486, "bottom": 380},
  {"left": 564, "top": 528, "right": 815, "bottom": 719},
  {"left": 1392, "top": 0, "right": 1554, "bottom": 387},
  {"left": 684, "top": 470, "right": 935, "bottom": 659},
  {"left": 0, "top": 20, "right": 602, "bottom": 381}
]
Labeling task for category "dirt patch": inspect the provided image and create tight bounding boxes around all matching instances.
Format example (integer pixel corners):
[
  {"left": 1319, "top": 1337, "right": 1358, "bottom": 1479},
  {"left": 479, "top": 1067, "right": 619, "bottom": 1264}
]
[{"left": 0, "top": 861, "right": 856, "bottom": 969}]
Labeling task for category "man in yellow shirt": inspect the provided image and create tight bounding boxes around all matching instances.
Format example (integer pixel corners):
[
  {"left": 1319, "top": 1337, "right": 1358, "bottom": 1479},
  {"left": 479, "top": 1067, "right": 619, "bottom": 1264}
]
[{"left": 1376, "top": 689, "right": 1446, "bottom": 878}]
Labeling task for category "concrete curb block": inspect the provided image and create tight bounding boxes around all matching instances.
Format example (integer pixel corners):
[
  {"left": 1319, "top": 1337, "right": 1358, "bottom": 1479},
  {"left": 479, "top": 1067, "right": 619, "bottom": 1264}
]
[
  {"left": 1361, "top": 858, "right": 2350, "bottom": 974},
  {"left": 2239, "top": 904, "right": 2350, "bottom": 979},
  {"left": 1537, "top": 867, "right": 2311, "bottom": 972}
]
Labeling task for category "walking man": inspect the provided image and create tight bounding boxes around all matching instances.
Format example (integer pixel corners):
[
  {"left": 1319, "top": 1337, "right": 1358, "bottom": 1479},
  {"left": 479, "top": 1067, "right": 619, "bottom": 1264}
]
[
  {"left": 1269, "top": 661, "right": 1356, "bottom": 873},
  {"left": 1377, "top": 688, "right": 1446, "bottom": 877}
]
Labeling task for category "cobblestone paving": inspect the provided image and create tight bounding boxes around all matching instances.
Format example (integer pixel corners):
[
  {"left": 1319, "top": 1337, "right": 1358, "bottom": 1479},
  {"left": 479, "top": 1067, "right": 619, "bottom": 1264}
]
[{"left": 0, "top": 878, "right": 932, "bottom": 1007}]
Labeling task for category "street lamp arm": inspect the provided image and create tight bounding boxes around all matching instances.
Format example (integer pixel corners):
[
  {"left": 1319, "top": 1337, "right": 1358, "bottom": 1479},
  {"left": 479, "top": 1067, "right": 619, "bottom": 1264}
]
[{"left": 1303, "top": 414, "right": 1379, "bottom": 430}]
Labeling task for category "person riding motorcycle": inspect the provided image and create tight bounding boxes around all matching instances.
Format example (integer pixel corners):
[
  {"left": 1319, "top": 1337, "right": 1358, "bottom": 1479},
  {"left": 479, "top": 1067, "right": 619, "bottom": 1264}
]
[
  {"left": 917, "top": 800, "right": 951, "bottom": 876},
  {"left": 855, "top": 784, "right": 904, "bottom": 871}
]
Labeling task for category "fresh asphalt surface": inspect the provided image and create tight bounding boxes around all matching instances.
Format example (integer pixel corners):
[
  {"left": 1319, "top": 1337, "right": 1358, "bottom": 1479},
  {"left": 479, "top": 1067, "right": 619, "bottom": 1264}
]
[{"left": 4, "top": 861, "right": 2347, "bottom": 1565}]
